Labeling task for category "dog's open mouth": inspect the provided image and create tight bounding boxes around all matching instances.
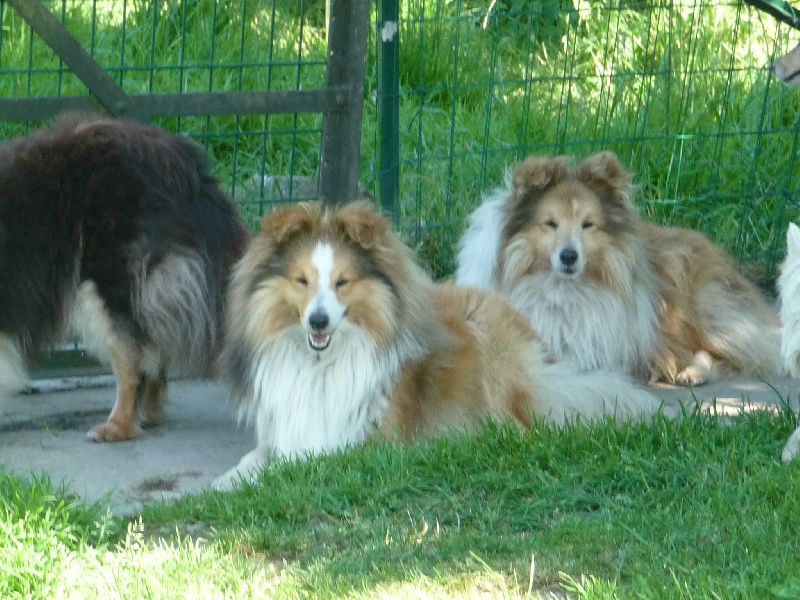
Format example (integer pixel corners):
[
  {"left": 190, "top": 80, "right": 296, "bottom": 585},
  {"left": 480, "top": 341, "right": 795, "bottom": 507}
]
[{"left": 308, "top": 332, "right": 332, "bottom": 351}]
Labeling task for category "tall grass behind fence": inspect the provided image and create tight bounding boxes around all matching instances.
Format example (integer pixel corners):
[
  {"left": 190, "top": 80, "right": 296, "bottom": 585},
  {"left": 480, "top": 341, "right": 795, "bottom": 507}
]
[
  {"left": 379, "top": 0, "right": 800, "bottom": 285},
  {"left": 1, "top": 0, "right": 800, "bottom": 286},
  {"left": 0, "top": 0, "right": 333, "bottom": 229}
]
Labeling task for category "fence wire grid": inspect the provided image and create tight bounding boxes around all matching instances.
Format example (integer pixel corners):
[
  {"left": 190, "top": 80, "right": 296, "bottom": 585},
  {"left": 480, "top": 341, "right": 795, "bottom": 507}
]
[{"left": 1, "top": 0, "right": 800, "bottom": 288}]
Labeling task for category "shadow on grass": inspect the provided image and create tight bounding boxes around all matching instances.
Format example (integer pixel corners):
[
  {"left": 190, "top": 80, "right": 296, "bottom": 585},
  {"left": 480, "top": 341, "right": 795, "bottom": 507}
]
[{"left": 135, "top": 410, "right": 800, "bottom": 597}]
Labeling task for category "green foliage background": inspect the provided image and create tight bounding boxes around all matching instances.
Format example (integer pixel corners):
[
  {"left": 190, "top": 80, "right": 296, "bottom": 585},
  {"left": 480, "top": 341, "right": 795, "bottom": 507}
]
[{"left": 1, "top": 0, "right": 799, "bottom": 284}]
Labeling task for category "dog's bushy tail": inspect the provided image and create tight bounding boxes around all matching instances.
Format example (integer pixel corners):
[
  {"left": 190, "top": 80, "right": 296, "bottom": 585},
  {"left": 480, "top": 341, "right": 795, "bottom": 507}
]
[
  {"left": 455, "top": 180, "right": 510, "bottom": 289},
  {"left": 531, "top": 359, "right": 665, "bottom": 424}
]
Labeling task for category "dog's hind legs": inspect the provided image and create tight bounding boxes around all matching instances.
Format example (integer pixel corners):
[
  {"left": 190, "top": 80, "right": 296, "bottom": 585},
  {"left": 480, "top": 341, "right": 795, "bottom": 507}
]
[
  {"left": 139, "top": 369, "right": 168, "bottom": 428},
  {"left": 0, "top": 333, "right": 28, "bottom": 397},
  {"left": 88, "top": 337, "right": 141, "bottom": 442}
]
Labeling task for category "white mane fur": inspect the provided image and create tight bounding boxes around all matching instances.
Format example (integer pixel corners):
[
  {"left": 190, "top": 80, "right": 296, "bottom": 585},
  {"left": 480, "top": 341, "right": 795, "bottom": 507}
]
[
  {"left": 215, "top": 320, "right": 429, "bottom": 489},
  {"left": 505, "top": 271, "right": 659, "bottom": 377},
  {"left": 779, "top": 222, "right": 800, "bottom": 463}
]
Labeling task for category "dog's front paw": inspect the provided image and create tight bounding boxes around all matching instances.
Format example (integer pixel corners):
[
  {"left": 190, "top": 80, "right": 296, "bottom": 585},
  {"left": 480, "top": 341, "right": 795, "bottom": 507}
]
[
  {"left": 782, "top": 426, "right": 800, "bottom": 463},
  {"left": 675, "top": 366, "right": 705, "bottom": 387},
  {"left": 212, "top": 468, "right": 247, "bottom": 492},
  {"left": 213, "top": 447, "right": 271, "bottom": 491},
  {"left": 87, "top": 420, "right": 137, "bottom": 442},
  {"left": 675, "top": 352, "right": 715, "bottom": 387}
]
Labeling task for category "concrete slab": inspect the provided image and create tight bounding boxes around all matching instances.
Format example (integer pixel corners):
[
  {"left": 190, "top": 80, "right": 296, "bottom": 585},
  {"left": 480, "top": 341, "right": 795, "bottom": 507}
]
[
  {"left": 0, "top": 379, "right": 252, "bottom": 515},
  {"left": 1, "top": 375, "right": 798, "bottom": 516},
  {"left": 651, "top": 377, "right": 800, "bottom": 415}
]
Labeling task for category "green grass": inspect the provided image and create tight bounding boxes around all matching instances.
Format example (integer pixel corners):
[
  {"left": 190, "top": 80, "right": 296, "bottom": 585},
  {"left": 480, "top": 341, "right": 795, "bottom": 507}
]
[
  {"left": 3, "top": 409, "right": 800, "bottom": 598},
  {"left": 1, "top": 0, "right": 799, "bottom": 281}
]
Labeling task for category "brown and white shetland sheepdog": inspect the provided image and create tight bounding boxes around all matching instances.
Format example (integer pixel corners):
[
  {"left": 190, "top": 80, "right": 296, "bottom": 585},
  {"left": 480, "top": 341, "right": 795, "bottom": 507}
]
[
  {"left": 213, "top": 200, "right": 660, "bottom": 490},
  {"left": 0, "top": 113, "right": 250, "bottom": 442},
  {"left": 456, "top": 152, "right": 781, "bottom": 387}
]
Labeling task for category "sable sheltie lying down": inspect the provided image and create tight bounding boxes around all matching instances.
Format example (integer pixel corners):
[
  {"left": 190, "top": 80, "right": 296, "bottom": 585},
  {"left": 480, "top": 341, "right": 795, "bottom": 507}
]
[
  {"left": 456, "top": 152, "right": 781, "bottom": 387},
  {"left": 214, "top": 201, "right": 660, "bottom": 489},
  {"left": 0, "top": 114, "right": 250, "bottom": 441}
]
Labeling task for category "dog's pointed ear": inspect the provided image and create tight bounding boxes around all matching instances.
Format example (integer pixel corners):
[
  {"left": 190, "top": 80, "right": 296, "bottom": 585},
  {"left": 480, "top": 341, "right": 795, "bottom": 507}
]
[
  {"left": 511, "top": 155, "right": 570, "bottom": 199},
  {"left": 576, "top": 152, "right": 635, "bottom": 206},
  {"left": 260, "top": 203, "right": 318, "bottom": 244},
  {"left": 332, "top": 201, "right": 391, "bottom": 249},
  {"left": 501, "top": 156, "right": 570, "bottom": 243},
  {"left": 788, "top": 223, "right": 800, "bottom": 255}
]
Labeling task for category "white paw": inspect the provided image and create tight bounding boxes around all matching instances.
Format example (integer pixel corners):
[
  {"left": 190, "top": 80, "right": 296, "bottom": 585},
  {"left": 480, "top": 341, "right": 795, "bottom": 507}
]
[
  {"left": 675, "top": 366, "right": 706, "bottom": 387},
  {"left": 212, "top": 446, "right": 271, "bottom": 491},
  {"left": 782, "top": 426, "right": 800, "bottom": 464},
  {"left": 212, "top": 467, "right": 250, "bottom": 492}
]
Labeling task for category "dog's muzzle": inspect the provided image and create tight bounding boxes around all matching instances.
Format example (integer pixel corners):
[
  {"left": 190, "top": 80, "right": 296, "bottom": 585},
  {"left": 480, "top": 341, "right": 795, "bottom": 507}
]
[
  {"left": 557, "top": 247, "right": 580, "bottom": 275},
  {"left": 307, "top": 309, "right": 332, "bottom": 351}
]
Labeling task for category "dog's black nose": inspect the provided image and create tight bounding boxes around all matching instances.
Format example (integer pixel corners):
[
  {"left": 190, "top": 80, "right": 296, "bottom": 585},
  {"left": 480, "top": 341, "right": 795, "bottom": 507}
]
[
  {"left": 559, "top": 247, "right": 579, "bottom": 266},
  {"left": 308, "top": 310, "right": 329, "bottom": 331}
]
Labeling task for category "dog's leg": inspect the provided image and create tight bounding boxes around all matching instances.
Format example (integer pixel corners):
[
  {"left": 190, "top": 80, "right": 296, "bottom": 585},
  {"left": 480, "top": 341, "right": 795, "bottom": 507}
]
[
  {"left": 0, "top": 333, "right": 28, "bottom": 396},
  {"left": 88, "top": 338, "right": 141, "bottom": 442},
  {"left": 213, "top": 446, "right": 272, "bottom": 491},
  {"left": 139, "top": 369, "right": 168, "bottom": 428},
  {"left": 782, "top": 425, "right": 800, "bottom": 463},
  {"left": 675, "top": 350, "right": 717, "bottom": 387}
]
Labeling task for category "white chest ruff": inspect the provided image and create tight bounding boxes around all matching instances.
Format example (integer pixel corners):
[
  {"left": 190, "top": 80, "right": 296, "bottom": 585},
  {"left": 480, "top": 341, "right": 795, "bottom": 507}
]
[
  {"left": 507, "top": 273, "right": 659, "bottom": 377},
  {"left": 243, "top": 326, "right": 404, "bottom": 459}
]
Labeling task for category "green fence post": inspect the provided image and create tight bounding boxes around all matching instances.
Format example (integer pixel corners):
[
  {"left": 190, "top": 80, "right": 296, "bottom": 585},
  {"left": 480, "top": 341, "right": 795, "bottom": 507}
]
[{"left": 378, "top": 0, "right": 400, "bottom": 221}]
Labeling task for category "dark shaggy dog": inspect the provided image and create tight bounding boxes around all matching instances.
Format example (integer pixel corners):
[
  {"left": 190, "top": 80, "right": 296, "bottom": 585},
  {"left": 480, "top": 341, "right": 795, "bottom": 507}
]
[{"left": 0, "top": 113, "right": 250, "bottom": 441}]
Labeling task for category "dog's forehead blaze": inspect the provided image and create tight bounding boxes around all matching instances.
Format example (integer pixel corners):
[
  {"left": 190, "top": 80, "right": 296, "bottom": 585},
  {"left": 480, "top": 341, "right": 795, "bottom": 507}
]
[{"left": 310, "top": 241, "right": 335, "bottom": 284}]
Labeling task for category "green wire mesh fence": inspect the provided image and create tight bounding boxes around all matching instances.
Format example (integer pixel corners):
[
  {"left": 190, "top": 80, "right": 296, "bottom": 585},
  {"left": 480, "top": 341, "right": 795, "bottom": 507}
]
[
  {"left": 0, "top": 0, "right": 351, "bottom": 229},
  {"left": 373, "top": 0, "right": 800, "bottom": 284},
  {"left": 2, "top": 0, "right": 800, "bottom": 289}
]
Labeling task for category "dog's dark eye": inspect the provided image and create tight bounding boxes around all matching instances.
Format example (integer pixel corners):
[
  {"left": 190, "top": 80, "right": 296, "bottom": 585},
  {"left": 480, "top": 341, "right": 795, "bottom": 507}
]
[
  {"left": 296, "top": 276, "right": 308, "bottom": 286},
  {"left": 545, "top": 220, "right": 558, "bottom": 229},
  {"left": 335, "top": 278, "right": 349, "bottom": 289},
  {"left": 582, "top": 221, "right": 594, "bottom": 229}
]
